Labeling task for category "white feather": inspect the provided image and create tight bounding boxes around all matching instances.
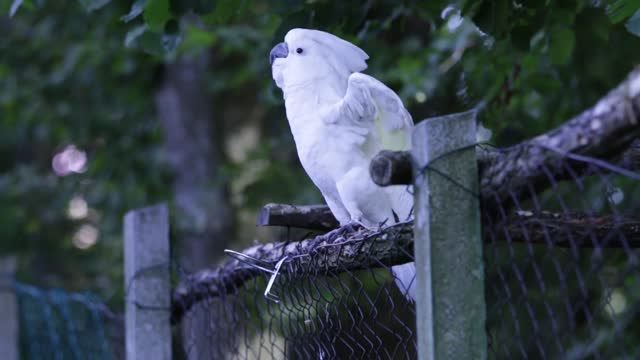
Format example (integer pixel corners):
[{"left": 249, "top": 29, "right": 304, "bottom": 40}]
[{"left": 285, "top": 29, "right": 369, "bottom": 76}]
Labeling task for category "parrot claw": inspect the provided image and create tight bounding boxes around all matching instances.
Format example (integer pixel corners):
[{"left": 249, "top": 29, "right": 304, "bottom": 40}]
[{"left": 323, "top": 222, "right": 363, "bottom": 240}]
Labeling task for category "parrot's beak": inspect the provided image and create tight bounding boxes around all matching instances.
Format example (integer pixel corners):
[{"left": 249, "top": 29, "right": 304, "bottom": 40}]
[{"left": 269, "top": 42, "right": 289, "bottom": 65}]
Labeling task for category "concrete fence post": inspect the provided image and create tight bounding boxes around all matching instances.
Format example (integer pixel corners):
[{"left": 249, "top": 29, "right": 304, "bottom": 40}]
[
  {"left": 124, "top": 203, "right": 172, "bottom": 360},
  {"left": 0, "top": 255, "right": 18, "bottom": 360},
  {"left": 412, "top": 111, "right": 487, "bottom": 359}
]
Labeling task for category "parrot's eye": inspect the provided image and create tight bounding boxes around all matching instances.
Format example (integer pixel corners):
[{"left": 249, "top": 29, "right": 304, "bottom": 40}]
[{"left": 296, "top": 48, "right": 303, "bottom": 54}]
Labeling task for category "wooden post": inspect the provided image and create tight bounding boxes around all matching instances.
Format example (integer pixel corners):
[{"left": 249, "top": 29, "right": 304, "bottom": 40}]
[
  {"left": 124, "top": 203, "right": 172, "bottom": 360},
  {"left": 412, "top": 111, "right": 487, "bottom": 360},
  {"left": 0, "top": 256, "right": 18, "bottom": 360}
]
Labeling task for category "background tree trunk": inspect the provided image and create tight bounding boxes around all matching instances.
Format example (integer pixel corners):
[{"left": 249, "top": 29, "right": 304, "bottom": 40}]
[{"left": 155, "top": 49, "right": 235, "bottom": 360}]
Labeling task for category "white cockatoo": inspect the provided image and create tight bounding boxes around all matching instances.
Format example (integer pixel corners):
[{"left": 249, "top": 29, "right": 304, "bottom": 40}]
[{"left": 270, "top": 28, "right": 416, "bottom": 301}]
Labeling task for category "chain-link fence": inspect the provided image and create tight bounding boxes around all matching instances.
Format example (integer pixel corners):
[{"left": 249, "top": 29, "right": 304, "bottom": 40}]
[
  {"left": 169, "top": 150, "right": 639, "bottom": 359},
  {"left": 168, "top": 79, "right": 638, "bottom": 360},
  {"left": 13, "top": 282, "right": 123, "bottom": 359},
  {"left": 2, "top": 71, "right": 635, "bottom": 360},
  {"left": 484, "top": 150, "right": 640, "bottom": 359},
  {"left": 172, "top": 223, "right": 417, "bottom": 359},
  {"left": 116, "top": 69, "right": 640, "bottom": 360}
]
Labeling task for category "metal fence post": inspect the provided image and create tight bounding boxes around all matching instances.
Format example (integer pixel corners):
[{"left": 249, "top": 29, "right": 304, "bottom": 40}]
[
  {"left": 412, "top": 110, "right": 487, "bottom": 359},
  {"left": 0, "top": 256, "right": 18, "bottom": 360},
  {"left": 124, "top": 203, "right": 172, "bottom": 360}
]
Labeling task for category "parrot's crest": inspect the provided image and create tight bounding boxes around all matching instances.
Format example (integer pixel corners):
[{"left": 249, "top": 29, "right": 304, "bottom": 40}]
[
  {"left": 271, "top": 29, "right": 369, "bottom": 92},
  {"left": 285, "top": 29, "right": 369, "bottom": 75}
]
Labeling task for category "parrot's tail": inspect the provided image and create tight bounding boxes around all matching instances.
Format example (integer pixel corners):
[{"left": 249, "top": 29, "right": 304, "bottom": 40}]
[
  {"left": 385, "top": 185, "right": 416, "bottom": 301},
  {"left": 392, "top": 262, "right": 416, "bottom": 302}
]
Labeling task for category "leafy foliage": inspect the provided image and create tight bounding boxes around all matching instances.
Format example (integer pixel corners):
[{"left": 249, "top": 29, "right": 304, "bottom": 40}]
[
  {"left": 0, "top": 1, "right": 169, "bottom": 301},
  {"left": 2, "top": 0, "right": 639, "bottom": 324}
]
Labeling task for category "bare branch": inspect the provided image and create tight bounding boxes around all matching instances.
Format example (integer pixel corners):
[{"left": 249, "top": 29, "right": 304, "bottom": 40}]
[
  {"left": 171, "top": 222, "right": 413, "bottom": 323},
  {"left": 257, "top": 203, "right": 339, "bottom": 231},
  {"left": 488, "top": 211, "right": 640, "bottom": 247},
  {"left": 369, "top": 150, "right": 413, "bottom": 187}
]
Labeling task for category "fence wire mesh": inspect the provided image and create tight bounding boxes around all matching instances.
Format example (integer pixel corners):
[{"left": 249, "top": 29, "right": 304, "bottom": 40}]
[
  {"left": 170, "top": 139, "right": 639, "bottom": 360},
  {"left": 172, "top": 223, "right": 417, "bottom": 360},
  {"left": 483, "top": 148, "right": 640, "bottom": 359},
  {"left": 13, "top": 282, "right": 123, "bottom": 360}
]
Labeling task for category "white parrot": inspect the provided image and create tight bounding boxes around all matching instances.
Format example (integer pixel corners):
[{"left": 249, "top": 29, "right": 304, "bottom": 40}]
[{"left": 270, "top": 28, "right": 416, "bottom": 301}]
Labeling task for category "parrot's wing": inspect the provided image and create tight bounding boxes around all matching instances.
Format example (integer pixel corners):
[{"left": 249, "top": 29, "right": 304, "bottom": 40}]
[
  {"left": 340, "top": 74, "right": 417, "bottom": 301},
  {"left": 325, "top": 72, "right": 415, "bottom": 222},
  {"left": 326, "top": 72, "right": 413, "bottom": 151},
  {"left": 326, "top": 73, "right": 417, "bottom": 301}
]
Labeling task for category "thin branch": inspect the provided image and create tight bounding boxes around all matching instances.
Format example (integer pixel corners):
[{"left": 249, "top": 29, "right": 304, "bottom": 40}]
[
  {"left": 490, "top": 211, "right": 640, "bottom": 247},
  {"left": 369, "top": 150, "right": 413, "bottom": 189},
  {"left": 257, "top": 203, "right": 339, "bottom": 231}
]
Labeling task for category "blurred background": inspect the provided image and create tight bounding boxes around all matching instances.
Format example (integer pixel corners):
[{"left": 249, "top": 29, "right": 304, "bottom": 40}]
[{"left": 1, "top": 0, "right": 639, "bottom": 356}]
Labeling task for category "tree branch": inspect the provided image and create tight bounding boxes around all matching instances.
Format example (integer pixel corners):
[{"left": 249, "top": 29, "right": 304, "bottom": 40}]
[
  {"left": 257, "top": 203, "right": 339, "bottom": 231},
  {"left": 488, "top": 211, "right": 640, "bottom": 247},
  {"left": 171, "top": 222, "right": 413, "bottom": 323},
  {"left": 480, "top": 64, "right": 640, "bottom": 206},
  {"left": 369, "top": 150, "right": 413, "bottom": 187}
]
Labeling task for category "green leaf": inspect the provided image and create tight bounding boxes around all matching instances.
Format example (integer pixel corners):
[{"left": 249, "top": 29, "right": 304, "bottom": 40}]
[
  {"left": 158, "top": 31, "right": 181, "bottom": 55},
  {"left": 122, "top": 0, "right": 170, "bottom": 30},
  {"left": 203, "top": 0, "right": 236, "bottom": 25},
  {"left": 470, "top": 0, "right": 510, "bottom": 38},
  {"left": 143, "top": 0, "right": 171, "bottom": 32},
  {"left": 77, "top": 0, "right": 111, "bottom": 12},
  {"left": 529, "top": 30, "right": 546, "bottom": 51},
  {"left": 625, "top": 9, "right": 640, "bottom": 36},
  {"left": 124, "top": 24, "right": 148, "bottom": 48},
  {"left": 124, "top": 24, "right": 180, "bottom": 57},
  {"left": 121, "top": 0, "right": 145, "bottom": 23},
  {"left": 606, "top": 0, "right": 640, "bottom": 23},
  {"left": 529, "top": 74, "right": 562, "bottom": 93},
  {"left": 181, "top": 25, "right": 217, "bottom": 51},
  {"left": 549, "top": 27, "right": 575, "bottom": 65},
  {"left": 511, "top": 24, "right": 537, "bottom": 52},
  {"left": 9, "top": 0, "right": 23, "bottom": 17},
  {"left": 171, "top": 0, "right": 217, "bottom": 16}
]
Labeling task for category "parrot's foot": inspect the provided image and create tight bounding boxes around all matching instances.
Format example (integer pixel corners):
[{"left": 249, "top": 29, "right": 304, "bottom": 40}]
[{"left": 323, "top": 222, "right": 363, "bottom": 240}]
